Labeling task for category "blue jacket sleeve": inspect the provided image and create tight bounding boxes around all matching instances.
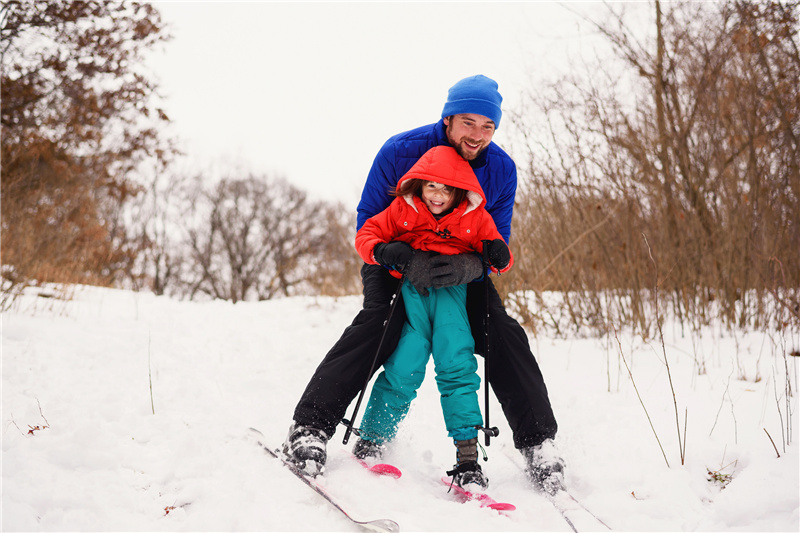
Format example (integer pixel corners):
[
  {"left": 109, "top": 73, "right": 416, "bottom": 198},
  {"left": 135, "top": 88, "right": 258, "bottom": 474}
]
[
  {"left": 485, "top": 163, "right": 517, "bottom": 244},
  {"left": 357, "top": 141, "right": 398, "bottom": 231}
]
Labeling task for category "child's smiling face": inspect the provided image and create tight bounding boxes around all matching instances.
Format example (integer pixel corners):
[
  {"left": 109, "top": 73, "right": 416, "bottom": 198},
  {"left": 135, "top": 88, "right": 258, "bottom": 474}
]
[{"left": 421, "top": 181, "right": 456, "bottom": 215}]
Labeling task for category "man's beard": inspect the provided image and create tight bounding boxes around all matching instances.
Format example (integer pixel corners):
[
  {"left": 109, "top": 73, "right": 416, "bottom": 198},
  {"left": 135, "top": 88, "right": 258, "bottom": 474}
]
[
  {"left": 446, "top": 127, "right": 485, "bottom": 161},
  {"left": 453, "top": 142, "right": 480, "bottom": 160}
]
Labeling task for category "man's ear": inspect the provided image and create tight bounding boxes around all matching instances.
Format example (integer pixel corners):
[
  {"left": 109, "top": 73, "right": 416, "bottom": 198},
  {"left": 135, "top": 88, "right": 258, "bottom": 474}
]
[{"left": 443, "top": 116, "right": 451, "bottom": 126}]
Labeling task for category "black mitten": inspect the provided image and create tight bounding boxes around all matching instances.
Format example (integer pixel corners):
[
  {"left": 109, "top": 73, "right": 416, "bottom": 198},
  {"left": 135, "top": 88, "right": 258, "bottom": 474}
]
[
  {"left": 373, "top": 241, "right": 414, "bottom": 271},
  {"left": 485, "top": 239, "right": 510, "bottom": 270}
]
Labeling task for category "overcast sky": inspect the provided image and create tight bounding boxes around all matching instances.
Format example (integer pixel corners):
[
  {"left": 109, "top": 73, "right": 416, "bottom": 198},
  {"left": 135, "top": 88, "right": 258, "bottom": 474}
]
[{"left": 145, "top": 1, "right": 622, "bottom": 206}]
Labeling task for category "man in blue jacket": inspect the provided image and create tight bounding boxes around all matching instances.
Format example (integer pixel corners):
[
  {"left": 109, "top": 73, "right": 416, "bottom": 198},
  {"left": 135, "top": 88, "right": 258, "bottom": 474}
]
[{"left": 282, "top": 75, "right": 565, "bottom": 495}]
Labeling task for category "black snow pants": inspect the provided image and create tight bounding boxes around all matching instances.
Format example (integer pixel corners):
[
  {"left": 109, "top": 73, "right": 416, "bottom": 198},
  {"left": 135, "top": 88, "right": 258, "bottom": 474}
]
[{"left": 292, "top": 263, "right": 558, "bottom": 449}]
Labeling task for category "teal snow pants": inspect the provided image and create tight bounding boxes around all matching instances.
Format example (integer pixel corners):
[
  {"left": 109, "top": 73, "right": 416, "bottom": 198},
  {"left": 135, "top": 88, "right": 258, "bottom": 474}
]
[{"left": 359, "top": 282, "right": 482, "bottom": 443}]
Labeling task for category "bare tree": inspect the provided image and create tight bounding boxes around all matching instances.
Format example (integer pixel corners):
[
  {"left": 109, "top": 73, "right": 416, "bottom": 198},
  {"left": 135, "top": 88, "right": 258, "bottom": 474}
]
[
  {"left": 505, "top": 0, "right": 799, "bottom": 336},
  {"left": 0, "top": 1, "right": 175, "bottom": 308},
  {"left": 125, "top": 167, "right": 189, "bottom": 295},
  {"left": 302, "top": 201, "right": 362, "bottom": 297},
  {"left": 181, "top": 173, "right": 359, "bottom": 302}
]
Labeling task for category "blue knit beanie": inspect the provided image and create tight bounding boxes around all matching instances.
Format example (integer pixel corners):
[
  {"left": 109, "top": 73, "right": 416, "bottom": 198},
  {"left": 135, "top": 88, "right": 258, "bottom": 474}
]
[{"left": 441, "top": 75, "right": 503, "bottom": 128}]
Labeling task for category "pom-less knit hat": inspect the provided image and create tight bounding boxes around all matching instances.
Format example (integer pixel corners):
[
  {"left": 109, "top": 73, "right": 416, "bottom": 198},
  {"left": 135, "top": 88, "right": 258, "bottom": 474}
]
[{"left": 441, "top": 74, "right": 503, "bottom": 128}]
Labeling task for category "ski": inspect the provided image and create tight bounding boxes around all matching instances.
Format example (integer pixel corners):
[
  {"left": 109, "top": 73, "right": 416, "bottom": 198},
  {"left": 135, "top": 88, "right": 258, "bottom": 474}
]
[
  {"left": 352, "top": 454, "right": 402, "bottom": 479},
  {"left": 440, "top": 476, "right": 516, "bottom": 511},
  {"left": 546, "top": 490, "right": 612, "bottom": 532},
  {"left": 250, "top": 428, "right": 400, "bottom": 533},
  {"left": 501, "top": 448, "right": 611, "bottom": 531}
]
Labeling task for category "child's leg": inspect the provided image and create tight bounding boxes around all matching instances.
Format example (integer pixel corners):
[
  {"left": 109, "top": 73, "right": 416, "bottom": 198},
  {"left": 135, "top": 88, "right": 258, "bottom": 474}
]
[
  {"left": 359, "top": 283, "right": 433, "bottom": 443},
  {"left": 429, "top": 284, "right": 483, "bottom": 440}
]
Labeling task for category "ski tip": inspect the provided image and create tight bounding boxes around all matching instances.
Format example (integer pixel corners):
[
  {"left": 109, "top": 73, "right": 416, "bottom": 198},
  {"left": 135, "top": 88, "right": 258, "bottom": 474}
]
[
  {"left": 369, "top": 463, "right": 402, "bottom": 479},
  {"left": 351, "top": 453, "right": 403, "bottom": 478},
  {"left": 488, "top": 502, "right": 516, "bottom": 511},
  {"left": 362, "top": 518, "right": 401, "bottom": 533}
]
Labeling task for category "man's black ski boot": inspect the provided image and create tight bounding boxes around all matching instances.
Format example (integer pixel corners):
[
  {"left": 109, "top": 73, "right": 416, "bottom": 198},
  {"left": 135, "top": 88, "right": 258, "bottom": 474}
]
[
  {"left": 446, "top": 437, "right": 489, "bottom": 491},
  {"left": 521, "top": 438, "right": 565, "bottom": 495},
  {"left": 282, "top": 423, "right": 328, "bottom": 477}
]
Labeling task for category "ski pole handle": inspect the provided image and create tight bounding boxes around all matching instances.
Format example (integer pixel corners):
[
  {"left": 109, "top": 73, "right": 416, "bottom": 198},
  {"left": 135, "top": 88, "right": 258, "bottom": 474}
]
[{"left": 476, "top": 425, "right": 500, "bottom": 438}]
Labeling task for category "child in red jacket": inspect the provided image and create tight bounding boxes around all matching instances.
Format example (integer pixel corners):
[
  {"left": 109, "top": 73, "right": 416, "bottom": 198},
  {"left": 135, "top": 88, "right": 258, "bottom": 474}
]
[{"left": 353, "top": 145, "right": 511, "bottom": 491}]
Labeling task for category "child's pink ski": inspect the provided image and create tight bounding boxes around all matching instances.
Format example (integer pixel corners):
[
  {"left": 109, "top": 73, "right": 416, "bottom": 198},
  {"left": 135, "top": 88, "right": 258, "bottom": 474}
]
[
  {"left": 441, "top": 476, "right": 516, "bottom": 511},
  {"left": 353, "top": 455, "right": 402, "bottom": 479}
]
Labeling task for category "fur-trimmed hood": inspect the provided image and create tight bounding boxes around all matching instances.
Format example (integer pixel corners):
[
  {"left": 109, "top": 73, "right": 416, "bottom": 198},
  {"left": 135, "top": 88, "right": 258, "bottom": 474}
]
[{"left": 396, "top": 146, "right": 485, "bottom": 216}]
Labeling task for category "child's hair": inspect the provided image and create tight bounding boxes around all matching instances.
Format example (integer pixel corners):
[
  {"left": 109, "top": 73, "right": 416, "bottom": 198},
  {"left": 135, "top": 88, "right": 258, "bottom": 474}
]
[{"left": 392, "top": 179, "right": 467, "bottom": 208}]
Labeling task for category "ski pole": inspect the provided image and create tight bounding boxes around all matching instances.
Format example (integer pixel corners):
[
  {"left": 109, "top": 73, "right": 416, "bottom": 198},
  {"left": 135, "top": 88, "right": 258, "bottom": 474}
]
[
  {"left": 481, "top": 241, "right": 493, "bottom": 446},
  {"left": 342, "top": 276, "right": 406, "bottom": 445}
]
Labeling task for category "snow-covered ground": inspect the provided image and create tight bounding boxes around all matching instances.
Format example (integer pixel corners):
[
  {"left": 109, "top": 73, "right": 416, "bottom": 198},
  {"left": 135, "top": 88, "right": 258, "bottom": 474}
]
[{"left": 2, "top": 285, "right": 798, "bottom": 531}]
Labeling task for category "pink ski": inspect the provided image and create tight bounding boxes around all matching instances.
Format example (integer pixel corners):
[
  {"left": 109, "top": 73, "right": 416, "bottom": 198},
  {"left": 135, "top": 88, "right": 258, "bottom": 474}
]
[
  {"left": 441, "top": 476, "right": 516, "bottom": 511},
  {"left": 353, "top": 455, "right": 402, "bottom": 479}
]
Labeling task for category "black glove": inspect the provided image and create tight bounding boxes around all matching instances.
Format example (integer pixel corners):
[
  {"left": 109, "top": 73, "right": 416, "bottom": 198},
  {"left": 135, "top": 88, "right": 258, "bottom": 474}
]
[
  {"left": 373, "top": 241, "right": 414, "bottom": 271},
  {"left": 403, "top": 249, "right": 435, "bottom": 296},
  {"left": 429, "top": 253, "right": 483, "bottom": 288},
  {"left": 485, "top": 239, "right": 510, "bottom": 270}
]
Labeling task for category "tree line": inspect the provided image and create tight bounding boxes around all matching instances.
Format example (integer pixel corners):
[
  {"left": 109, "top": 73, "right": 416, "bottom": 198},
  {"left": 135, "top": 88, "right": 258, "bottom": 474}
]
[
  {"left": 2, "top": 1, "right": 797, "bottom": 337},
  {"left": 127, "top": 170, "right": 361, "bottom": 302},
  {"left": 0, "top": 1, "right": 361, "bottom": 309}
]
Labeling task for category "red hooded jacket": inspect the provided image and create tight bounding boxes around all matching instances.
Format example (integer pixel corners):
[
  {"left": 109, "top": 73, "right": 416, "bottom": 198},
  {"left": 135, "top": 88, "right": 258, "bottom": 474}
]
[{"left": 355, "top": 146, "right": 513, "bottom": 278}]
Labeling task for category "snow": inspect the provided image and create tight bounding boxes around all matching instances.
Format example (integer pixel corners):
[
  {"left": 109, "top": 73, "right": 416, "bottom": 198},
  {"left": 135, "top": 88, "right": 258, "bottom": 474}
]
[{"left": 2, "top": 285, "right": 798, "bottom": 532}]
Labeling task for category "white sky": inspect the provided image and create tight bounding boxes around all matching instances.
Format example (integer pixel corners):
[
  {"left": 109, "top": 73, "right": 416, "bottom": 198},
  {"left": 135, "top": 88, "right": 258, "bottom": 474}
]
[{"left": 145, "top": 1, "right": 618, "bottom": 206}]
